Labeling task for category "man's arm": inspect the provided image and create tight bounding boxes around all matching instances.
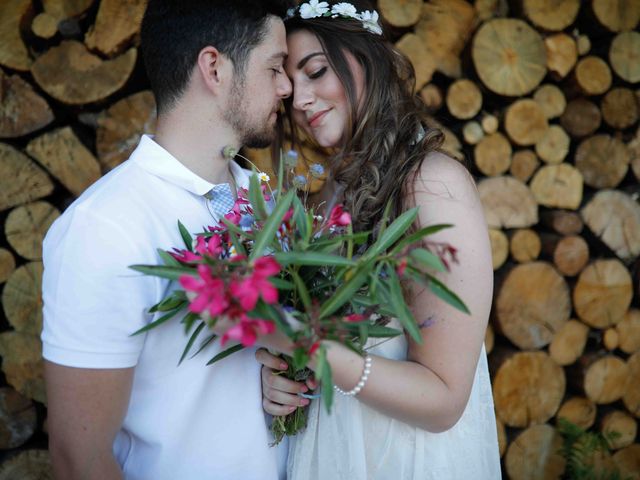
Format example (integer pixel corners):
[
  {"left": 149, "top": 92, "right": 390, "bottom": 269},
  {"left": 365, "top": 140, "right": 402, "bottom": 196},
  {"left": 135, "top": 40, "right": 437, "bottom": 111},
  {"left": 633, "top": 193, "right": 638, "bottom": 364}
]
[{"left": 45, "top": 361, "right": 134, "bottom": 480}]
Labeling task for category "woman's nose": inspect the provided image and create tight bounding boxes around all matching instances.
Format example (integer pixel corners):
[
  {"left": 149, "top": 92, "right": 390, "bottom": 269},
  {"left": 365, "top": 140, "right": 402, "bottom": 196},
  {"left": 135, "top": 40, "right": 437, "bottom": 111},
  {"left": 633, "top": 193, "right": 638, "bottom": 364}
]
[{"left": 292, "top": 85, "right": 314, "bottom": 111}]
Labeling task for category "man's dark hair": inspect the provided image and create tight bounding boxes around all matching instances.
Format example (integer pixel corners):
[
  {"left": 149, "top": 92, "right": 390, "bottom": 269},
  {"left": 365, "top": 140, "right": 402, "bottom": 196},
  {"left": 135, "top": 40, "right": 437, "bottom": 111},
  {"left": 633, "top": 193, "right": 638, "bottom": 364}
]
[{"left": 141, "top": 0, "right": 291, "bottom": 114}]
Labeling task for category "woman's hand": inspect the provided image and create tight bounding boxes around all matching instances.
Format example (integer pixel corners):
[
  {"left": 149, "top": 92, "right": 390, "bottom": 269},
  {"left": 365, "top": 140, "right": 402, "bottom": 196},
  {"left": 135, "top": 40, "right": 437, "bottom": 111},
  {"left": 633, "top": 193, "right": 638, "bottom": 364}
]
[{"left": 255, "top": 348, "right": 316, "bottom": 416}]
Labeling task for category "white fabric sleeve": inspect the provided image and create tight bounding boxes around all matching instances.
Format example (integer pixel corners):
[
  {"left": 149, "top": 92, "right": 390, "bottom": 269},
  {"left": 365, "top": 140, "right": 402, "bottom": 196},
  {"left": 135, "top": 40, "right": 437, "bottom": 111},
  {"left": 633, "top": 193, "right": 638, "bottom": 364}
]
[{"left": 41, "top": 206, "right": 162, "bottom": 369}]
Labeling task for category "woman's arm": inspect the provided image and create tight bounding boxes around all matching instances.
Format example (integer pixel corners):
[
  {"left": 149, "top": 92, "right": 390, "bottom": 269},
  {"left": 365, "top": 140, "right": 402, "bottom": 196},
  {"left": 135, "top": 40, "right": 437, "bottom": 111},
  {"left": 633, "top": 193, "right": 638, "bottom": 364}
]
[{"left": 258, "top": 152, "right": 493, "bottom": 432}]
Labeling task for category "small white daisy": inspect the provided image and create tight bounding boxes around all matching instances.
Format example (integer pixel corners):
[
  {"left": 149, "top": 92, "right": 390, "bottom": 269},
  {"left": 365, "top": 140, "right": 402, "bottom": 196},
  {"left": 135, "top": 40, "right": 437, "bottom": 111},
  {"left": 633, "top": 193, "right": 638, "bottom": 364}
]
[
  {"left": 258, "top": 172, "right": 270, "bottom": 183},
  {"left": 331, "top": 3, "right": 358, "bottom": 19},
  {"left": 299, "top": 0, "right": 330, "bottom": 19},
  {"left": 358, "top": 10, "right": 382, "bottom": 35},
  {"left": 228, "top": 245, "right": 237, "bottom": 256}
]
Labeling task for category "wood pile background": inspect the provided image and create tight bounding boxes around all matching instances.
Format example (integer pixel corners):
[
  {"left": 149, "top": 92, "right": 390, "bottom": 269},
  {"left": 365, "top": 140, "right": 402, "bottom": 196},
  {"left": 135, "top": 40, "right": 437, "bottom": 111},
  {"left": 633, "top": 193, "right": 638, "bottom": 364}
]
[{"left": 0, "top": 0, "right": 638, "bottom": 477}]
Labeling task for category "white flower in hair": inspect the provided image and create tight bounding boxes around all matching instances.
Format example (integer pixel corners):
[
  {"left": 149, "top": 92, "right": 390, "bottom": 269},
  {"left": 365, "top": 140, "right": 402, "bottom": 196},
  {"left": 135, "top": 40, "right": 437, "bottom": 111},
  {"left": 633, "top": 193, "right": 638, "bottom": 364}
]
[
  {"left": 331, "top": 2, "right": 358, "bottom": 19},
  {"left": 358, "top": 10, "right": 382, "bottom": 35},
  {"left": 286, "top": 7, "right": 297, "bottom": 19},
  {"left": 299, "top": 0, "right": 330, "bottom": 19}
]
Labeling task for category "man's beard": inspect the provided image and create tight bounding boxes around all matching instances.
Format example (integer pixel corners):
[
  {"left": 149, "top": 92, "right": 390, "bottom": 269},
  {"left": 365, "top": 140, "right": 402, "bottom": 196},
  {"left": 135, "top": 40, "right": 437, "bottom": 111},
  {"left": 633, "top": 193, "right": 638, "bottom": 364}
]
[{"left": 224, "top": 82, "right": 276, "bottom": 149}]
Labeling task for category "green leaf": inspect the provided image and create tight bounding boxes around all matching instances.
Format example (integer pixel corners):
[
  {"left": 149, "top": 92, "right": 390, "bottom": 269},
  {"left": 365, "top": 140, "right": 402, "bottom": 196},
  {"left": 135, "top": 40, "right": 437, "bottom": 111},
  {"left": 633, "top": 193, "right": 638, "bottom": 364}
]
[
  {"left": 252, "top": 303, "right": 294, "bottom": 337},
  {"left": 220, "top": 217, "right": 254, "bottom": 241},
  {"left": 428, "top": 277, "right": 470, "bottom": 314},
  {"left": 316, "top": 346, "right": 334, "bottom": 413},
  {"left": 178, "top": 221, "right": 194, "bottom": 252},
  {"left": 275, "top": 251, "right": 356, "bottom": 267},
  {"left": 344, "top": 323, "right": 402, "bottom": 338},
  {"left": 318, "top": 261, "right": 374, "bottom": 318},
  {"left": 178, "top": 321, "right": 206, "bottom": 365},
  {"left": 131, "top": 308, "right": 183, "bottom": 336},
  {"left": 365, "top": 208, "right": 418, "bottom": 258},
  {"left": 376, "top": 198, "right": 395, "bottom": 240},
  {"left": 268, "top": 277, "right": 295, "bottom": 290},
  {"left": 292, "top": 347, "right": 310, "bottom": 371},
  {"left": 277, "top": 151, "right": 284, "bottom": 203},
  {"left": 358, "top": 323, "right": 369, "bottom": 345},
  {"left": 181, "top": 311, "right": 200, "bottom": 334},
  {"left": 130, "top": 264, "right": 197, "bottom": 281},
  {"left": 409, "top": 248, "right": 446, "bottom": 272},
  {"left": 250, "top": 189, "right": 295, "bottom": 259},
  {"left": 292, "top": 195, "right": 309, "bottom": 244},
  {"left": 291, "top": 269, "right": 312, "bottom": 311},
  {"left": 249, "top": 172, "right": 269, "bottom": 221},
  {"left": 206, "top": 344, "right": 245, "bottom": 365},
  {"left": 149, "top": 295, "right": 186, "bottom": 313},
  {"left": 189, "top": 332, "right": 217, "bottom": 360},
  {"left": 390, "top": 224, "right": 453, "bottom": 254},
  {"left": 386, "top": 266, "right": 422, "bottom": 343},
  {"left": 158, "top": 248, "right": 181, "bottom": 266}
]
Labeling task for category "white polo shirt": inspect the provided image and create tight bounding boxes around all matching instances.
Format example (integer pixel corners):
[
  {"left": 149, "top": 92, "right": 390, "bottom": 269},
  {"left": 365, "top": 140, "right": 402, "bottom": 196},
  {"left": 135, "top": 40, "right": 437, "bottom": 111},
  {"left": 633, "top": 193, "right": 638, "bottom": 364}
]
[{"left": 42, "top": 135, "right": 285, "bottom": 480}]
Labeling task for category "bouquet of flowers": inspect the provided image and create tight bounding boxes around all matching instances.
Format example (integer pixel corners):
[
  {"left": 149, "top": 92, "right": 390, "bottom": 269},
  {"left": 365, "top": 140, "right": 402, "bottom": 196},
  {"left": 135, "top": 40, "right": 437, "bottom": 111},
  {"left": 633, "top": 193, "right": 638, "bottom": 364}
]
[{"left": 130, "top": 151, "right": 467, "bottom": 444}]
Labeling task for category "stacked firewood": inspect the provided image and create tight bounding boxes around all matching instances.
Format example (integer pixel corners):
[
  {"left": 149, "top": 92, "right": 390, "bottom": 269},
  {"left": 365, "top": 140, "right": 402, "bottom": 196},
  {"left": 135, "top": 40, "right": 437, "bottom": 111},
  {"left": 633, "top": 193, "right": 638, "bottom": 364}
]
[{"left": 0, "top": 0, "right": 638, "bottom": 477}]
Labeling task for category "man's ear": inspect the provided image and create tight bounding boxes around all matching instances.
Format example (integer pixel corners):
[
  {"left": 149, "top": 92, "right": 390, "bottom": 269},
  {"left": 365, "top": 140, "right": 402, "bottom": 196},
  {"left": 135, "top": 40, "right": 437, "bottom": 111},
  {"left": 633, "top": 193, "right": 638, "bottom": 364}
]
[{"left": 196, "top": 46, "right": 231, "bottom": 95}]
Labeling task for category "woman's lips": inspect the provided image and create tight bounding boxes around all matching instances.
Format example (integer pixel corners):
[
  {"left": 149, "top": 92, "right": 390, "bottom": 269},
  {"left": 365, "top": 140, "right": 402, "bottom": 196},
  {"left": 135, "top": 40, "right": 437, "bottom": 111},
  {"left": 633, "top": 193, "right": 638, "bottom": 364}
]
[{"left": 308, "top": 109, "right": 330, "bottom": 127}]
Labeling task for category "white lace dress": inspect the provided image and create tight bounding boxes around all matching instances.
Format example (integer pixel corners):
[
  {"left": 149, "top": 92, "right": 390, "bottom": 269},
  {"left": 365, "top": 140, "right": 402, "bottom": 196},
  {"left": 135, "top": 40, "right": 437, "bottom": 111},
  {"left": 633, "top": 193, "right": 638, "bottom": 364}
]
[{"left": 287, "top": 321, "right": 502, "bottom": 480}]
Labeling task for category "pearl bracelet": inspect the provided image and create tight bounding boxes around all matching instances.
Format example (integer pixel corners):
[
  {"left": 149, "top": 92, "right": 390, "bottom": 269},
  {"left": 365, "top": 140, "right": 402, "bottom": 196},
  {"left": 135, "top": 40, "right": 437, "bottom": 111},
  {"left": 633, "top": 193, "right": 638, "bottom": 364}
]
[{"left": 334, "top": 354, "right": 372, "bottom": 397}]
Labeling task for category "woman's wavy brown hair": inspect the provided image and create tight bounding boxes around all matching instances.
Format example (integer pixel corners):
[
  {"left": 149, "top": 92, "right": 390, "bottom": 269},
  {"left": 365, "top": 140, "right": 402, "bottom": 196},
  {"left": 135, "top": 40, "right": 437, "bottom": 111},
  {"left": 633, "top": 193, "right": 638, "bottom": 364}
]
[{"left": 278, "top": 0, "right": 444, "bottom": 236}]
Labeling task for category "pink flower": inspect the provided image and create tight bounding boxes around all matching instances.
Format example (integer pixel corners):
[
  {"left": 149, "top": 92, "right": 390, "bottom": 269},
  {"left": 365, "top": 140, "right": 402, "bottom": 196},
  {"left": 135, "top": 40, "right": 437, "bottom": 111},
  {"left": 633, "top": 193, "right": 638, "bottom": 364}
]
[
  {"left": 345, "top": 313, "right": 366, "bottom": 323},
  {"left": 396, "top": 257, "right": 408, "bottom": 277},
  {"left": 254, "top": 256, "right": 281, "bottom": 277},
  {"left": 179, "top": 265, "right": 229, "bottom": 317},
  {"left": 229, "top": 257, "right": 281, "bottom": 311},
  {"left": 170, "top": 248, "right": 202, "bottom": 263},
  {"left": 328, "top": 204, "right": 351, "bottom": 227},
  {"left": 308, "top": 341, "right": 321, "bottom": 356},
  {"left": 282, "top": 208, "right": 294, "bottom": 223},
  {"left": 194, "top": 235, "right": 223, "bottom": 257},
  {"left": 220, "top": 316, "right": 275, "bottom": 347},
  {"left": 223, "top": 211, "right": 242, "bottom": 225}
]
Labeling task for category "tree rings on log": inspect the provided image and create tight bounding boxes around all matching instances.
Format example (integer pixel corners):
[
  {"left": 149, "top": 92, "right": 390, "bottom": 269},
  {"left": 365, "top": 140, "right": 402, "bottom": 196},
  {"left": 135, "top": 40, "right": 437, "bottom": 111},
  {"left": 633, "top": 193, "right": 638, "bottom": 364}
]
[
  {"left": 560, "top": 98, "right": 601, "bottom": 138},
  {"left": 510, "top": 150, "right": 539, "bottom": 183},
  {"left": 0, "top": 68, "right": 54, "bottom": 139},
  {"left": 574, "top": 56, "right": 612, "bottom": 96},
  {"left": 0, "top": 387, "right": 36, "bottom": 449},
  {"left": 474, "top": 132, "right": 512, "bottom": 176},
  {"left": 446, "top": 79, "right": 482, "bottom": 120},
  {"left": 617, "top": 310, "right": 640, "bottom": 355},
  {"left": 0, "top": 449, "right": 52, "bottom": 480},
  {"left": 522, "top": 0, "right": 580, "bottom": 31},
  {"left": 5, "top": 201, "right": 60, "bottom": 260},
  {"left": 505, "top": 424, "right": 565, "bottom": 480},
  {"left": 0, "top": 249, "right": 16, "bottom": 284},
  {"left": 1, "top": 262, "right": 43, "bottom": 335},
  {"left": 601, "top": 87, "right": 639, "bottom": 130},
  {"left": 0, "top": 332, "right": 45, "bottom": 404},
  {"left": 462, "top": 121, "right": 484, "bottom": 145},
  {"left": 85, "top": 0, "right": 147, "bottom": 57},
  {"left": 535, "top": 125, "right": 570, "bottom": 164},
  {"left": 0, "top": 0, "right": 33, "bottom": 71},
  {"left": 545, "top": 33, "right": 578, "bottom": 79},
  {"left": 575, "top": 135, "right": 629, "bottom": 189},
  {"left": 473, "top": 18, "right": 546, "bottom": 96},
  {"left": 556, "top": 396, "right": 596, "bottom": 429},
  {"left": 601, "top": 410, "right": 637, "bottom": 449},
  {"left": 582, "top": 190, "right": 640, "bottom": 262},
  {"left": 623, "top": 352, "right": 640, "bottom": 418},
  {"left": 505, "top": 99, "right": 549, "bottom": 146},
  {"left": 26, "top": 126, "right": 101, "bottom": 196},
  {"left": 549, "top": 320, "right": 589, "bottom": 366},
  {"left": 478, "top": 176, "right": 538, "bottom": 228},
  {"left": 609, "top": 32, "right": 640, "bottom": 84},
  {"left": 584, "top": 355, "right": 630, "bottom": 404},
  {"left": 489, "top": 228, "right": 509, "bottom": 270},
  {"left": 0, "top": 143, "right": 54, "bottom": 213},
  {"left": 96, "top": 90, "right": 156, "bottom": 171},
  {"left": 378, "top": 0, "right": 422, "bottom": 27},
  {"left": 494, "top": 352, "right": 565, "bottom": 428},
  {"left": 533, "top": 84, "right": 566, "bottom": 119},
  {"left": 592, "top": 0, "right": 640, "bottom": 33},
  {"left": 530, "top": 163, "right": 583, "bottom": 210},
  {"left": 496, "top": 262, "right": 570, "bottom": 349},
  {"left": 552, "top": 235, "right": 589, "bottom": 277},
  {"left": 613, "top": 444, "right": 640, "bottom": 480},
  {"left": 31, "top": 13, "right": 58, "bottom": 39},
  {"left": 540, "top": 209, "right": 583, "bottom": 236},
  {"left": 509, "top": 228, "right": 541, "bottom": 263},
  {"left": 573, "top": 259, "right": 633, "bottom": 329},
  {"left": 31, "top": 41, "right": 137, "bottom": 105},
  {"left": 394, "top": 33, "right": 436, "bottom": 90}
]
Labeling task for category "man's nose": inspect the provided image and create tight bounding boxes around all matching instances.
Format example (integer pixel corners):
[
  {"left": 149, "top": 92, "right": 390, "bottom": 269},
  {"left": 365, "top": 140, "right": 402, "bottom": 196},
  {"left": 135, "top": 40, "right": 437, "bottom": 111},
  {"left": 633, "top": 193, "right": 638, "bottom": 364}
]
[{"left": 278, "top": 75, "right": 293, "bottom": 99}]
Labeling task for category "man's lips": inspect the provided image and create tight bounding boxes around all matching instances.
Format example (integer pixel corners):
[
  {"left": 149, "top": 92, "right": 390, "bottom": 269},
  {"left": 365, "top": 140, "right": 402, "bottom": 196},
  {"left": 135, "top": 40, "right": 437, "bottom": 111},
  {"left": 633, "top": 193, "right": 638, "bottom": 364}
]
[{"left": 308, "top": 109, "right": 330, "bottom": 127}]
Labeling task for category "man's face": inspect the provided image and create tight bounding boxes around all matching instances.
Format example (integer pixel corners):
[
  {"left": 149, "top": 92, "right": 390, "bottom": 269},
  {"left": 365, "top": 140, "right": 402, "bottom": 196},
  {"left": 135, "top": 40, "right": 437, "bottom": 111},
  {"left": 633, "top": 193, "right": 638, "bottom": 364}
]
[{"left": 224, "top": 17, "right": 292, "bottom": 148}]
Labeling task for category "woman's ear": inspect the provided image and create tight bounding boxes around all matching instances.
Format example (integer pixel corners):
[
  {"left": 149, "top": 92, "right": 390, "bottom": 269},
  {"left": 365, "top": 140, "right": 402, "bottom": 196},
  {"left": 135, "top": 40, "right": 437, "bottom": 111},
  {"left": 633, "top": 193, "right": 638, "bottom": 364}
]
[{"left": 196, "top": 46, "right": 230, "bottom": 96}]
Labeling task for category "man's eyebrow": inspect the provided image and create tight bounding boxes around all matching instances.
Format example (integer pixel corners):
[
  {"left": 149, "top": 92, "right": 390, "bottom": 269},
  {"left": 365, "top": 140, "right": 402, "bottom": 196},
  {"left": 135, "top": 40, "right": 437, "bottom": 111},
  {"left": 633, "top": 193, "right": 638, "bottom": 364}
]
[
  {"left": 297, "top": 52, "right": 325, "bottom": 69},
  {"left": 267, "top": 51, "right": 288, "bottom": 62}
]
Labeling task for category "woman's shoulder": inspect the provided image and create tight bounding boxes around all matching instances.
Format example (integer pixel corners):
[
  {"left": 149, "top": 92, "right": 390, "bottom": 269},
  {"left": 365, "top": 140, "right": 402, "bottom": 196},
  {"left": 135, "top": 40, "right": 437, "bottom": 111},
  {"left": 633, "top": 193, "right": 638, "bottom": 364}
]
[{"left": 410, "top": 151, "right": 477, "bottom": 203}]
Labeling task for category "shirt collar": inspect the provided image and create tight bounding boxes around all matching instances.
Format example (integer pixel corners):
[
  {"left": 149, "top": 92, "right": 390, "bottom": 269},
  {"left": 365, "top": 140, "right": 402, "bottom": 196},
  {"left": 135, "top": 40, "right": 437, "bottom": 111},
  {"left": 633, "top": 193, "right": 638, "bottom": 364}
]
[{"left": 130, "top": 135, "right": 250, "bottom": 196}]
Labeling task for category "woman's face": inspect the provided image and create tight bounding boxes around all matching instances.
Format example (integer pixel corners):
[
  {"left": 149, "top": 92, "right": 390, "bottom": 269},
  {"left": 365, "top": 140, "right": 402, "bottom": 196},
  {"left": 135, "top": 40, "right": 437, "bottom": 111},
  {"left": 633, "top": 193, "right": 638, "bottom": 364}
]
[{"left": 285, "top": 29, "right": 364, "bottom": 148}]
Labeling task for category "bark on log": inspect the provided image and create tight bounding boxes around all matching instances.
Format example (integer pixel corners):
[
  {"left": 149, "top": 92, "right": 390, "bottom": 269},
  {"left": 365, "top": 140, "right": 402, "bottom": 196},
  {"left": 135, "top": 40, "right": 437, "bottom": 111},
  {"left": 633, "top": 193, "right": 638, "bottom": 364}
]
[
  {"left": 617, "top": 309, "right": 640, "bottom": 354},
  {"left": 489, "top": 228, "right": 509, "bottom": 270},
  {"left": 31, "top": 40, "right": 137, "bottom": 105},
  {"left": 415, "top": 0, "right": 476, "bottom": 78},
  {"left": 505, "top": 99, "right": 549, "bottom": 146},
  {"left": 96, "top": 90, "right": 156, "bottom": 171},
  {"left": 540, "top": 209, "right": 583, "bottom": 235},
  {"left": 0, "top": 332, "right": 45, "bottom": 404},
  {"left": 574, "top": 259, "right": 633, "bottom": 329},
  {"left": 394, "top": 34, "right": 436, "bottom": 90},
  {"left": 478, "top": 176, "right": 539, "bottom": 228},
  {"left": 509, "top": 228, "right": 541, "bottom": 263},
  {"left": 623, "top": 351, "right": 640, "bottom": 418},
  {"left": 5, "top": 201, "right": 60, "bottom": 261},
  {"left": 601, "top": 87, "right": 639, "bottom": 130},
  {"left": 0, "top": 450, "right": 52, "bottom": 480},
  {"left": 592, "top": 0, "right": 640, "bottom": 32},
  {"left": 474, "top": 132, "right": 511, "bottom": 176},
  {"left": 0, "top": 0, "right": 33, "bottom": 71},
  {"left": 494, "top": 351, "right": 565, "bottom": 427},
  {"left": 0, "top": 68, "right": 54, "bottom": 139},
  {"left": 575, "top": 135, "right": 630, "bottom": 189},
  {"left": 574, "top": 56, "right": 613, "bottom": 96},
  {"left": 581, "top": 190, "right": 640, "bottom": 262},
  {"left": 1, "top": 262, "right": 43, "bottom": 336},
  {"left": 613, "top": 444, "right": 640, "bottom": 480},
  {"left": 584, "top": 355, "right": 630, "bottom": 404},
  {"left": 509, "top": 149, "right": 540, "bottom": 183},
  {"left": 85, "top": 0, "right": 147, "bottom": 57},
  {"left": 601, "top": 410, "right": 637, "bottom": 449},
  {"left": 462, "top": 121, "right": 484, "bottom": 145},
  {"left": 0, "top": 248, "right": 16, "bottom": 284},
  {"left": 533, "top": 84, "right": 566, "bottom": 119},
  {"left": 530, "top": 163, "right": 583, "bottom": 210},
  {"left": 446, "top": 79, "right": 482, "bottom": 120},
  {"left": 609, "top": 31, "right": 640, "bottom": 84},
  {"left": 535, "top": 125, "right": 570, "bottom": 164},
  {"left": 0, "top": 387, "right": 36, "bottom": 450},
  {"left": 472, "top": 19, "right": 546, "bottom": 96},
  {"left": 544, "top": 33, "right": 578, "bottom": 79},
  {"left": 0, "top": 143, "right": 54, "bottom": 213},
  {"left": 378, "top": 0, "right": 422, "bottom": 28},
  {"left": 505, "top": 424, "right": 566, "bottom": 480},
  {"left": 560, "top": 98, "right": 601, "bottom": 138},
  {"left": 495, "top": 262, "right": 570, "bottom": 349},
  {"left": 522, "top": 0, "right": 580, "bottom": 31},
  {"left": 556, "top": 396, "right": 597, "bottom": 429}
]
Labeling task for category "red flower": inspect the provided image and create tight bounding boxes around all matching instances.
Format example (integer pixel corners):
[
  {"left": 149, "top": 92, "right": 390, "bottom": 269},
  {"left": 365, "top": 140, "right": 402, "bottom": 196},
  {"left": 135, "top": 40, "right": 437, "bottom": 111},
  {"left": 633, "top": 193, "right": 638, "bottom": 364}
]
[
  {"left": 345, "top": 313, "right": 366, "bottom": 323},
  {"left": 308, "top": 341, "right": 321, "bottom": 356},
  {"left": 179, "top": 265, "right": 230, "bottom": 317},
  {"left": 282, "top": 208, "right": 294, "bottom": 223},
  {"left": 194, "top": 235, "right": 223, "bottom": 257},
  {"left": 254, "top": 256, "right": 281, "bottom": 277},
  {"left": 328, "top": 204, "right": 351, "bottom": 227},
  {"left": 229, "top": 256, "right": 281, "bottom": 310},
  {"left": 220, "top": 316, "right": 275, "bottom": 347},
  {"left": 396, "top": 257, "right": 408, "bottom": 277},
  {"left": 170, "top": 248, "right": 202, "bottom": 263},
  {"left": 223, "top": 211, "right": 242, "bottom": 226}
]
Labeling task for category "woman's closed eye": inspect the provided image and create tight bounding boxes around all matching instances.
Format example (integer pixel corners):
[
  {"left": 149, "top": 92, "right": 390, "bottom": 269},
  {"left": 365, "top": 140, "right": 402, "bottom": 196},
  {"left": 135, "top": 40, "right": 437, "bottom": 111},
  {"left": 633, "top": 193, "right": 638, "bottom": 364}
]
[{"left": 309, "top": 66, "right": 327, "bottom": 79}]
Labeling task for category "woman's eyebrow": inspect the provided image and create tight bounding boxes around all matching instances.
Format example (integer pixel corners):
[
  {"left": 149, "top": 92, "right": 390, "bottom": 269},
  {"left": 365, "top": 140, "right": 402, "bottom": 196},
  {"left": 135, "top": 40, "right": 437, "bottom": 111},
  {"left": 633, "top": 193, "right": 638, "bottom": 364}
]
[{"left": 297, "top": 52, "right": 325, "bottom": 69}]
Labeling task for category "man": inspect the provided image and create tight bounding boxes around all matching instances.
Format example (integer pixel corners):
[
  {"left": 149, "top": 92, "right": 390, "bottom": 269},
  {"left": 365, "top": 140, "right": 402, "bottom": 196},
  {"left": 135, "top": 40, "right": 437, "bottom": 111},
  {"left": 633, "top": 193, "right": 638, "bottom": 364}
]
[{"left": 42, "top": 1, "right": 292, "bottom": 479}]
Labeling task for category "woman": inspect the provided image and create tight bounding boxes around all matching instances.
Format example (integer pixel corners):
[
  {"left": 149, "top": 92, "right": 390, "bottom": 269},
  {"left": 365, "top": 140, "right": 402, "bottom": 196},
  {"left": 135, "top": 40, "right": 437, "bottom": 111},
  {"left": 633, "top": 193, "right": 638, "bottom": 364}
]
[{"left": 257, "top": 1, "right": 501, "bottom": 478}]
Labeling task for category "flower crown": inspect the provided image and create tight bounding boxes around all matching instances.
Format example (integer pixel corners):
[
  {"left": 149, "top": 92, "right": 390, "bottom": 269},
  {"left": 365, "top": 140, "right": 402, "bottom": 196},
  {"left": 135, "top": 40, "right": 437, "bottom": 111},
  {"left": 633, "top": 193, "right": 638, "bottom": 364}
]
[{"left": 285, "top": 1, "right": 383, "bottom": 36}]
